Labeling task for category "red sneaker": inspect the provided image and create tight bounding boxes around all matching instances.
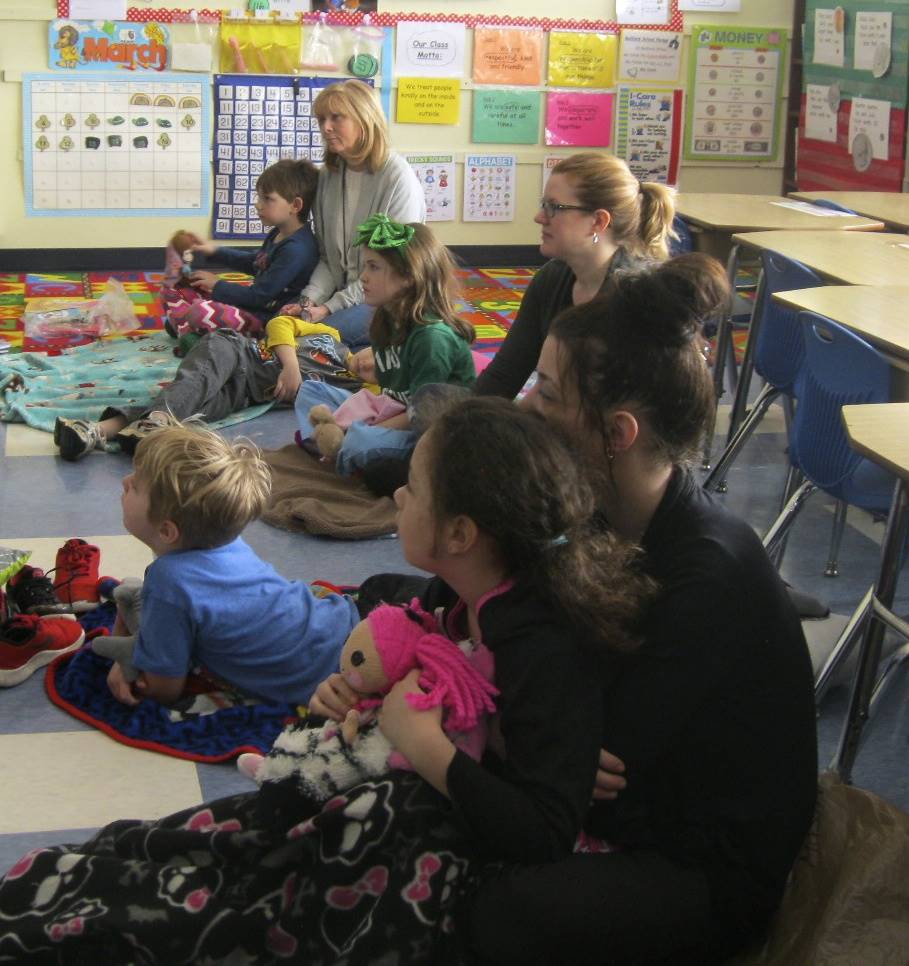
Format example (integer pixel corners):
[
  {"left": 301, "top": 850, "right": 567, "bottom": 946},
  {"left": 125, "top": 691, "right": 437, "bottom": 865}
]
[
  {"left": 52, "top": 539, "right": 101, "bottom": 613},
  {"left": 0, "top": 614, "right": 85, "bottom": 687}
]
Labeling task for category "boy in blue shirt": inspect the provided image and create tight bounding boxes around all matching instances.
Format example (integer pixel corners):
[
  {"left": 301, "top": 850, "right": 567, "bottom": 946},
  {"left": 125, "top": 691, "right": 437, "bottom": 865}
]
[
  {"left": 163, "top": 158, "right": 320, "bottom": 338},
  {"left": 106, "top": 417, "right": 358, "bottom": 708}
]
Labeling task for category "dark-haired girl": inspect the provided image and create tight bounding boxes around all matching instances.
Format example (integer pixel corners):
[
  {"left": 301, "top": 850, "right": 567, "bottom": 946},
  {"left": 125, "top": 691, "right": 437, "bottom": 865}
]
[{"left": 463, "top": 253, "right": 818, "bottom": 965}]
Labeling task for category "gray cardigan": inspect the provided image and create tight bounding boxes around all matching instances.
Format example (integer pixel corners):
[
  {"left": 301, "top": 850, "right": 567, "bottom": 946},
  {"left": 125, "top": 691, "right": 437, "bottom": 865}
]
[{"left": 302, "top": 152, "right": 426, "bottom": 314}]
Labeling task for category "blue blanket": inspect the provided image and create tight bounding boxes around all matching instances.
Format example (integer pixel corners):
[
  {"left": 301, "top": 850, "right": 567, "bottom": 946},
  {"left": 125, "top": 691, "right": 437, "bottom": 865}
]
[
  {"left": 0, "top": 334, "right": 271, "bottom": 435},
  {"left": 47, "top": 645, "right": 297, "bottom": 762}
]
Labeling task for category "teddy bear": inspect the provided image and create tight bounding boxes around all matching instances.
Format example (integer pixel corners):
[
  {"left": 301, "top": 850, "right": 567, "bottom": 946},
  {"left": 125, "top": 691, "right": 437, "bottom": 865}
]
[
  {"left": 163, "top": 229, "right": 202, "bottom": 289},
  {"left": 309, "top": 404, "right": 345, "bottom": 463},
  {"left": 238, "top": 599, "right": 498, "bottom": 804}
]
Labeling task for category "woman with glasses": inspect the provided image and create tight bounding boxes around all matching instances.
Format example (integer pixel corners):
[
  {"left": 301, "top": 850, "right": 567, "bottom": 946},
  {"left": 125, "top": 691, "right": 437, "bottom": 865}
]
[{"left": 475, "top": 153, "right": 676, "bottom": 399}]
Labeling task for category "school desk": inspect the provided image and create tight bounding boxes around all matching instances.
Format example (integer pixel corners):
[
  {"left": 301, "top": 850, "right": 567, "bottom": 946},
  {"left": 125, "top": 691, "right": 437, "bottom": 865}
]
[
  {"left": 833, "top": 403, "right": 909, "bottom": 782},
  {"left": 789, "top": 192, "right": 909, "bottom": 233}
]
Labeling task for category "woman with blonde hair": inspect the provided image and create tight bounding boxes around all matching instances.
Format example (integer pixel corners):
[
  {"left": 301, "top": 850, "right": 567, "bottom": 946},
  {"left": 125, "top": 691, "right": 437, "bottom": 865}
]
[
  {"left": 282, "top": 79, "right": 425, "bottom": 350},
  {"left": 475, "top": 152, "right": 676, "bottom": 399}
]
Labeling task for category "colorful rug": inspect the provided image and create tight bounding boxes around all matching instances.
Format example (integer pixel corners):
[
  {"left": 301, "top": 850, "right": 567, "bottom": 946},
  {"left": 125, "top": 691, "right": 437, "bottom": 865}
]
[{"left": 0, "top": 268, "right": 533, "bottom": 360}]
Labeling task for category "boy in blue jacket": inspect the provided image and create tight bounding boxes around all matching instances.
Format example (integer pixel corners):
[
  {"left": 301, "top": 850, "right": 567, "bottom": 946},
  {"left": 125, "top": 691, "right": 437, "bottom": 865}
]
[{"left": 164, "top": 158, "right": 319, "bottom": 338}]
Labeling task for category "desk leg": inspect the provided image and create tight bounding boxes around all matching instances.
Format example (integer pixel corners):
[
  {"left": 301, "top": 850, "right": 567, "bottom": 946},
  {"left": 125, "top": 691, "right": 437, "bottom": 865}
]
[
  {"left": 834, "top": 479, "right": 909, "bottom": 783},
  {"left": 702, "top": 245, "right": 740, "bottom": 470},
  {"left": 726, "top": 267, "right": 765, "bottom": 444}
]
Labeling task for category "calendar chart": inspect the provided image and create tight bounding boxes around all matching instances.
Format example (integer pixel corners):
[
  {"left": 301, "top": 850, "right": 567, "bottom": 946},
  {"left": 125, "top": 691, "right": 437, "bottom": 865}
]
[
  {"left": 213, "top": 75, "right": 361, "bottom": 240},
  {"left": 24, "top": 73, "right": 209, "bottom": 217}
]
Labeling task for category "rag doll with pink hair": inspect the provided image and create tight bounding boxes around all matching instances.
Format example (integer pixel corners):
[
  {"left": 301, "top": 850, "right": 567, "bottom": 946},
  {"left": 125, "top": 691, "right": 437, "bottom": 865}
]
[{"left": 238, "top": 598, "right": 498, "bottom": 803}]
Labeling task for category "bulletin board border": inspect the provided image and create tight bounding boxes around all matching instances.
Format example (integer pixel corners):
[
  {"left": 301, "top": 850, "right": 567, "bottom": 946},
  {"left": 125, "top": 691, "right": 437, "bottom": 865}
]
[{"left": 55, "top": 2, "right": 683, "bottom": 34}]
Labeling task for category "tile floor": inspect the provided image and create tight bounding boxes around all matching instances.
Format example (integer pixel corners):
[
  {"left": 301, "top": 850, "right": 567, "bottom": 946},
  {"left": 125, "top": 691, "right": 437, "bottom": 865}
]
[{"left": 1, "top": 397, "right": 907, "bottom": 877}]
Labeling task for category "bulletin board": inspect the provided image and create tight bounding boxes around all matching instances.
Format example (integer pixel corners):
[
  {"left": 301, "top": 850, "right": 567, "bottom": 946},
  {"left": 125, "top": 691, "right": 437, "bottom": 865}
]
[
  {"left": 212, "top": 73, "right": 338, "bottom": 238},
  {"left": 23, "top": 71, "right": 209, "bottom": 218},
  {"left": 797, "top": 0, "right": 908, "bottom": 191}
]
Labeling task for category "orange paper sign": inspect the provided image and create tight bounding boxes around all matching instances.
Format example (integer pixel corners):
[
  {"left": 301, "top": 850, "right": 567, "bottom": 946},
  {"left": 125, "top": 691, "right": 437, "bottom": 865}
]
[{"left": 472, "top": 27, "right": 544, "bottom": 86}]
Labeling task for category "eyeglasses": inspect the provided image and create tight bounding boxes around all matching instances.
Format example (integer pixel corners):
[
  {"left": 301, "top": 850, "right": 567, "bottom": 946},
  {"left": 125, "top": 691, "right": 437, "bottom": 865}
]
[{"left": 538, "top": 199, "right": 593, "bottom": 218}]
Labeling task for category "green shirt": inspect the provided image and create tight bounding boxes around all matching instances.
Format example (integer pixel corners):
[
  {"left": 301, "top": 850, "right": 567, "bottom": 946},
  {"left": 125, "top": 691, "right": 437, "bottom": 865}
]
[{"left": 375, "top": 321, "right": 476, "bottom": 404}]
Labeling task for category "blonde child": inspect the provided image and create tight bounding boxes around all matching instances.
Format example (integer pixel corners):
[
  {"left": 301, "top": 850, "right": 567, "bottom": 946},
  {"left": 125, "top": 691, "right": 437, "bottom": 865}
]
[
  {"left": 163, "top": 158, "right": 319, "bottom": 338},
  {"left": 293, "top": 214, "right": 476, "bottom": 475},
  {"left": 106, "top": 418, "right": 358, "bottom": 707}
]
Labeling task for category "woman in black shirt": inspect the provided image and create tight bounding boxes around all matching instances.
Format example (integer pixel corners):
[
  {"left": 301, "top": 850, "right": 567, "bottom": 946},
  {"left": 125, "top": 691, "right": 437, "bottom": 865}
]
[{"left": 463, "top": 254, "right": 818, "bottom": 965}]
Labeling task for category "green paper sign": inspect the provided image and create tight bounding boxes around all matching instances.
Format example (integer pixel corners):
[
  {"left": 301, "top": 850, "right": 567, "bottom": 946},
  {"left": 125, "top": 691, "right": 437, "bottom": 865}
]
[{"left": 472, "top": 89, "right": 541, "bottom": 144}]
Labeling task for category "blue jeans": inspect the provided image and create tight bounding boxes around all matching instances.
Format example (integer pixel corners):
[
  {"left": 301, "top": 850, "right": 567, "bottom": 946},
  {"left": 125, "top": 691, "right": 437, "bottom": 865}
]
[
  {"left": 294, "top": 381, "right": 415, "bottom": 477},
  {"left": 326, "top": 303, "right": 374, "bottom": 352}
]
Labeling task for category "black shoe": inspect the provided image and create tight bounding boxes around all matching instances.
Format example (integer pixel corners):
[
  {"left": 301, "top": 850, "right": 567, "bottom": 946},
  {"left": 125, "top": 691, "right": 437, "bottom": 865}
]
[{"left": 7, "top": 566, "right": 71, "bottom": 615}]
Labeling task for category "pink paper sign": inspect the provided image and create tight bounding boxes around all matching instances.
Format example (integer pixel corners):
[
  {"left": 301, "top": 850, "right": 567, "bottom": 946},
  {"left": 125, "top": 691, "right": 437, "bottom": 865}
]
[{"left": 545, "top": 92, "right": 614, "bottom": 147}]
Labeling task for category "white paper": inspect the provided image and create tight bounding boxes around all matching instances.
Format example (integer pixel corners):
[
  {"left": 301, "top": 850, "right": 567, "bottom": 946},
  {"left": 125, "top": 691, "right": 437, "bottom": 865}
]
[
  {"left": 678, "top": 0, "right": 741, "bottom": 11},
  {"left": 69, "top": 0, "right": 127, "bottom": 17},
  {"left": 854, "top": 11, "right": 891, "bottom": 71},
  {"left": 619, "top": 30, "right": 682, "bottom": 82},
  {"left": 805, "top": 83, "right": 838, "bottom": 142},
  {"left": 769, "top": 200, "right": 853, "bottom": 216},
  {"left": 542, "top": 154, "right": 561, "bottom": 192},
  {"left": 814, "top": 9, "right": 845, "bottom": 67},
  {"left": 172, "top": 43, "right": 214, "bottom": 73},
  {"left": 615, "top": 0, "right": 670, "bottom": 26},
  {"left": 463, "top": 154, "right": 516, "bottom": 222},
  {"left": 395, "top": 22, "right": 466, "bottom": 78},
  {"left": 269, "top": 0, "right": 312, "bottom": 13},
  {"left": 406, "top": 154, "right": 455, "bottom": 222},
  {"left": 848, "top": 96, "right": 890, "bottom": 160}
]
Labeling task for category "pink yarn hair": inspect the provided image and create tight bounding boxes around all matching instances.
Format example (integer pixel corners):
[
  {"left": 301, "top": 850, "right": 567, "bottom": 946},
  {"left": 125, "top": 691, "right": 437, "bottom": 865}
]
[{"left": 366, "top": 599, "right": 499, "bottom": 732}]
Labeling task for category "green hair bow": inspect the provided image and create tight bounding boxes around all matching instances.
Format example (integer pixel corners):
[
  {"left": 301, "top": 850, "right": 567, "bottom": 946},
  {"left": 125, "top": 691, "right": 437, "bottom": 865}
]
[{"left": 355, "top": 213, "right": 415, "bottom": 251}]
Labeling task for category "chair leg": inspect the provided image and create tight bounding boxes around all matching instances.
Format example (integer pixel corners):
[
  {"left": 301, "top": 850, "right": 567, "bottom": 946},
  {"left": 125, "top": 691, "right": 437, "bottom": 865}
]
[
  {"left": 814, "top": 585, "right": 874, "bottom": 705},
  {"left": 703, "top": 248, "right": 741, "bottom": 471},
  {"left": 824, "top": 501, "right": 848, "bottom": 577},
  {"left": 870, "top": 639, "right": 909, "bottom": 714},
  {"left": 703, "top": 384, "right": 779, "bottom": 492},
  {"left": 763, "top": 480, "right": 816, "bottom": 566},
  {"left": 779, "top": 465, "right": 804, "bottom": 514}
]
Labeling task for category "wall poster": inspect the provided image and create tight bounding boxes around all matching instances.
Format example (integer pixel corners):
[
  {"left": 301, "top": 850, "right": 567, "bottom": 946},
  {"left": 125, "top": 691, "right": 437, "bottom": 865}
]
[
  {"left": 615, "top": 87, "right": 683, "bottom": 185},
  {"left": 685, "top": 24, "right": 786, "bottom": 161},
  {"left": 24, "top": 72, "right": 208, "bottom": 217},
  {"left": 463, "top": 154, "right": 516, "bottom": 222},
  {"left": 406, "top": 153, "right": 456, "bottom": 221}
]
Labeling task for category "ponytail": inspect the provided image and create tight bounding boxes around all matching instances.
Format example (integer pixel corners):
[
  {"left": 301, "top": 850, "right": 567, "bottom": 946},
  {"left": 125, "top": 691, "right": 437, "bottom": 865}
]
[{"left": 639, "top": 182, "right": 676, "bottom": 260}]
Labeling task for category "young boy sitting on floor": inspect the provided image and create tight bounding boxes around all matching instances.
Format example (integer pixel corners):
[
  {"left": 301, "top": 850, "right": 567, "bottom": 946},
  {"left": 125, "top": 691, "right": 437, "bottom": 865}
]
[
  {"left": 106, "top": 417, "right": 359, "bottom": 708},
  {"left": 163, "top": 158, "right": 320, "bottom": 338}
]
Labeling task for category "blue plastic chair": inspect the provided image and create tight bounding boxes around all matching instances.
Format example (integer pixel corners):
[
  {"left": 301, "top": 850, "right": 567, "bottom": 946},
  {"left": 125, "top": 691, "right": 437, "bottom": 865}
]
[
  {"left": 763, "top": 313, "right": 897, "bottom": 576},
  {"left": 669, "top": 215, "right": 693, "bottom": 256},
  {"left": 704, "top": 250, "right": 825, "bottom": 491}
]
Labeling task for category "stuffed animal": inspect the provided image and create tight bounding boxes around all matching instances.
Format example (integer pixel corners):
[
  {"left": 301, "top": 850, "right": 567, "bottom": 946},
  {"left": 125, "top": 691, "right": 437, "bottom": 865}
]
[
  {"left": 163, "top": 230, "right": 201, "bottom": 288},
  {"left": 90, "top": 580, "right": 143, "bottom": 681},
  {"left": 309, "top": 403, "right": 345, "bottom": 463},
  {"left": 243, "top": 599, "right": 499, "bottom": 802}
]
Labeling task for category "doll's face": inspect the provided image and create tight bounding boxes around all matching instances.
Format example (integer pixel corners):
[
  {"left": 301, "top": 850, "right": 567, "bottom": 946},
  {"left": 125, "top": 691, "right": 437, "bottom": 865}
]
[{"left": 339, "top": 620, "right": 389, "bottom": 694}]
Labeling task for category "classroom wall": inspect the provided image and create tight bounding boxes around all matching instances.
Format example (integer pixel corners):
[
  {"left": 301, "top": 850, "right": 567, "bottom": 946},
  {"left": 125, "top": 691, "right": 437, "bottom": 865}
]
[{"left": 0, "top": 0, "right": 795, "bottom": 252}]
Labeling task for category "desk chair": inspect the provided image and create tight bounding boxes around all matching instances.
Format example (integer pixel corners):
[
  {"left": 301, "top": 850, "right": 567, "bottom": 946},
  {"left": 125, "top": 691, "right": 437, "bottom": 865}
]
[
  {"left": 669, "top": 216, "right": 693, "bottom": 256},
  {"left": 704, "top": 251, "right": 824, "bottom": 493},
  {"left": 762, "top": 316, "right": 898, "bottom": 691}
]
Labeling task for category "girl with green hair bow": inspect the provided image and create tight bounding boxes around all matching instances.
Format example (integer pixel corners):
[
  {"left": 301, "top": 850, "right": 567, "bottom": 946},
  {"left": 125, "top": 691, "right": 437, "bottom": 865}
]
[{"left": 293, "top": 215, "right": 477, "bottom": 480}]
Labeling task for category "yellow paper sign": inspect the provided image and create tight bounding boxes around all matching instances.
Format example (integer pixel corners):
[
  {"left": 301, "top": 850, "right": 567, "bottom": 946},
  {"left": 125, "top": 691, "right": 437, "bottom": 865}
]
[
  {"left": 547, "top": 31, "right": 617, "bottom": 88},
  {"left": 396, "top": 77, "right": 461, "bottom": 125},
  {"left": 473, "top": 27, "right": 544, "bottom": 86}
]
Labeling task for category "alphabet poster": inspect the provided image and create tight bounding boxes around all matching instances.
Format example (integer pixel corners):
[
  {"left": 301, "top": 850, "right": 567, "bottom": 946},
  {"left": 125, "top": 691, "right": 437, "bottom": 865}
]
[
  {"left": 212, "top": 74, "right": 338, "bottom": 239},
  {"left": 463, "top": 154, "right": 516, "bottom": 222},
  {"left": 24, "top": 72, "right": 208, "bottom": 217},
  {"left": 685, "top": 25, "right": 786, "bottom": 161}
]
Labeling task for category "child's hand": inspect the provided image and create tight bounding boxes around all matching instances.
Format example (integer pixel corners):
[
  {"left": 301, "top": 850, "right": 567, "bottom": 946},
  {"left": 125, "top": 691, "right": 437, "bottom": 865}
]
[
  {"left": 190, "top": 239, "right": 217, "bottom": 257},
  {"left": 306, "top": 304, "right": 330, "bottom": 324},
  {"left": 107, "top": 662, "right": 140, "bottom": 706},
  {"left": 273, "top": 368, "right": 302, "bottom": 403},
  {"left": 592, "top": 747, "right": 627, "bottom": 801},
  {"left": 350, "top": 348, "right": 376, "bottom": 383},
  {"left": 378, "top": 670, "right": 443, "bottom": 755},
  {"left": 310, "top": 672, "right": 360, "bottom": 721},
  {"left": 189, "top": 270, "right": 218, "bottom": 295},
  {"left": 279, "top": 302, "right": 303, "bottom": 317}
]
